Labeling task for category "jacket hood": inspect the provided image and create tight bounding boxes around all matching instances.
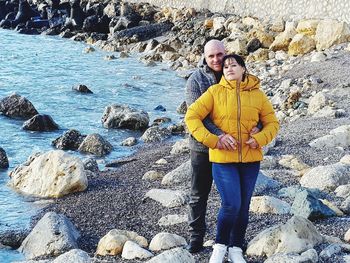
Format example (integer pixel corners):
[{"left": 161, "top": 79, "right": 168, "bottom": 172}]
[{"left": 218, "top": 74, "right": 260, "bottom": 91}]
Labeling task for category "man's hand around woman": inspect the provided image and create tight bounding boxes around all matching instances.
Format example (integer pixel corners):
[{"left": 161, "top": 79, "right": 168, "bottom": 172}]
[{"left": 216, "top": 134, "right": 238, "bottom": 150}]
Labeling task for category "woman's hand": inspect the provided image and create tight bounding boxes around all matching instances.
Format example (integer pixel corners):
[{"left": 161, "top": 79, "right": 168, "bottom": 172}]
[
  {"left": 245, "top": 137, "right": 259, "bottom": 149},
  {"left": 250, "top": 126, "right": 260, "bottom": 136},
  {"left": 216, "top": 134, "right": 238, "bottom": 150}
]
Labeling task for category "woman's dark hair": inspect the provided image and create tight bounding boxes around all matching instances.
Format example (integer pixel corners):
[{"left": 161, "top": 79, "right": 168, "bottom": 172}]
[{"left": 222, "top": 54, "right": 247, "bottom": 81}]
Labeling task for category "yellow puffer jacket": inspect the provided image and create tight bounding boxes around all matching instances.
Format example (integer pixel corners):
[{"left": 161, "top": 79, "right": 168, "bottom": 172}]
[{"left": 185, "top": 74, "right": 279, "bottom": 163}]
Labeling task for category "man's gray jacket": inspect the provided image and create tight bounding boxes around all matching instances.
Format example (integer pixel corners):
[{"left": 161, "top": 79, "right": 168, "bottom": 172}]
[{"left": 185, "top": 59, "right": 222, "bottom": 153}]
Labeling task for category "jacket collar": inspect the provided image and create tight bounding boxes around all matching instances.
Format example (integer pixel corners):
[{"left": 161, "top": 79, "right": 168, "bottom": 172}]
[{"left": 219, "top": 74, "right": 261, "bottom": 91}]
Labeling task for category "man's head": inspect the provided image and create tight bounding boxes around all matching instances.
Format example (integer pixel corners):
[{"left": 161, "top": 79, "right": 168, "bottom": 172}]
[{"left": 204, "top": 39, "right": 226, "bottom": 72}]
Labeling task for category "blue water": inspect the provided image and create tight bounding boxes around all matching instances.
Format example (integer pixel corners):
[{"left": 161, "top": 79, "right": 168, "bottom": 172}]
[{"left": 0, "top": 29, "right": 185, "bottom": 261}]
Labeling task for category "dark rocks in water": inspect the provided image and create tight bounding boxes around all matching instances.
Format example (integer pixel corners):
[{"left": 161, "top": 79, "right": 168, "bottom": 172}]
[
  {"left": 176, "top": 101, "right": 187, "bottom": 114},
  {"left": 52, "top": 129, "right": 86, "bottom": 151},
  {"left": 154, "top": 105, "right": 166, "bottom": 112},
  {"left": 0, "top": 94, "right": 38, "bottom": 119},
  {"left": 72, "top": 84, "right": 93, "bottom": 93},
  {"left": 112, "top": 22, "right": 173, "bottom": 42},
  {"left": 12, "top": 0, "right": 40, "bottom": 27},
  {"left": 69, "top": 0, "right": 85, "bottom": 29},
  {"left": 88, "top": 32, "right": 108, "bottom": 42},
  {"left": 22, "top": 114, "right": 59, "bottom": 131},
  {"left": 17, "top": 27, "right": 40, "bottom": 35},
  {"left": 0, "top": 147, "right": 9, "bottom": 169},
  {"left": 0, "top": 19, "right": 12, "bottom": 29},
  {"left": 0, "top": 229, "right": 29, "bottom": 249},
  {"left": 82, "top": 14, "right": 110, "bottom": 34}
]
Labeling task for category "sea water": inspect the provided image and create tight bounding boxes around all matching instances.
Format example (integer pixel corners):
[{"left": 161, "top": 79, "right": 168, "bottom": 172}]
[{"left": 0, "top": 28, "right": 186, "bottom": 261}]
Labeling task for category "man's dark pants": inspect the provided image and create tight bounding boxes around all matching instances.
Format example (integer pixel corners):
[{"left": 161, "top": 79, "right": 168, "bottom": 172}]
[{"left": 188, "top": 150, "right": 213, "bottom": 244}]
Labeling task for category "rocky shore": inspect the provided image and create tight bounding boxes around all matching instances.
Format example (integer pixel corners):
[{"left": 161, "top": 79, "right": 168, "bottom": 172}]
[{"left": 1, "top": 0, "right": 350, "bottom": 262}]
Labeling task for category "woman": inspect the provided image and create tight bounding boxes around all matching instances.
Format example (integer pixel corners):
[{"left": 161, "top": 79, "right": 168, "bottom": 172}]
[{"left": 185, "top": 54, "right": 279, "bottom": 263}]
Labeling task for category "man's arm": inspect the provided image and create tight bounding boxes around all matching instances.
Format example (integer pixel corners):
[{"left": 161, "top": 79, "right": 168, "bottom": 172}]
[{"left": 185, "top": 76, "right": 223, "bottom": 136}]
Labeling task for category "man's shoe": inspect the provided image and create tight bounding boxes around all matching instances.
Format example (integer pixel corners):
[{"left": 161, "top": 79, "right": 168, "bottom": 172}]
[
  {"left": 228, "top": 246, "right": 246, "bottom": 263},
  {"left": 185, "top": 241, "right": 204, "bottom": 253}
]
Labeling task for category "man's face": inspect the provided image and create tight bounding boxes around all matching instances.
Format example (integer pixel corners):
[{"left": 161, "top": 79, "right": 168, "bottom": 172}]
[{"left": 204, "top": 45, "right": 225, "bottom": 72}]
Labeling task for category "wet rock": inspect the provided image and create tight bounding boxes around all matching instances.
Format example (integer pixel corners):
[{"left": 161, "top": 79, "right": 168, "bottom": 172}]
[
  {"left": 8, "top": 150, "right": 88, "bottom": 198},
  {"left": 149, "top": 232, "right": 187, "bottom": 251},
  {"left": 141, "top": 126, "right": 171, "bottom": 143},
  {"left": 121, "top": 137, "right": 137, "bottom": 146},
  {"left": 22, "top": 114, "right": 59, "bottom": 131},
  {"left": 176, "top": 101, "right": 187, "bottom": 114},
  {"left": 52, "top": 129, "right": 85, "bottom": 151},
  {"left": 72, "top": 84, "right": 93, "bottom": 93},
  {"left": 152, "top": 117, "right": 171, "bottom": 126},
  {"left": 291, "top": 190, "right": 336, "bottom": 220},
  {"left": 0, "top": 229, "right": 29, "bottom": 248},
  {"left": 0, "top": 147, "right": 9, "bottom": 169},
  {"left": 154, "top": 105, "right": 166, "bottom": 111},
  {"left": 0, "top": 93, "right": 38, "bottom": 119},
  {"left": 101, "top": 104, "right": 149, "bottom": 130},
  {"left": 19, "top": 212, "right": 80, "bottom": 260},
  {"left": 78, "top": 133, "right": 113, "bottom": 156}
]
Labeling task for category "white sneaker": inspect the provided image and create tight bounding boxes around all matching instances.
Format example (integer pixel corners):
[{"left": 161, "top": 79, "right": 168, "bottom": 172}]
[
  {"left": 228, "top": 246, "right": 246, "bottom": 263},
  {"left": 209, "top": 243, "right": 227, "bottom": 263}
]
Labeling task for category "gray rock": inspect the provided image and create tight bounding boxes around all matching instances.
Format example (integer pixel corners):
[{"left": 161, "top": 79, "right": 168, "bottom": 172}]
[
  {"left": 170, "top": 139, "right": 190, "bottom": 155},
  {"left": 300, "top": 163, "right": 350, "bottom": 191},
  {"left": 121, "top": 137, "right": 137, "bottom": 146},
  {"left": 101, "top": 104, "right": 149, "bottom": 130},
  {"left": 78, "top": 133, "right": 113, "bottom": 156},
  {"left": 161, "top": 160, "right": 191, "bottom": 185},
  {"left": 319, "top": 244, "right": 342, "bottom": 261},
  {"left": 290, "top": 190, "right": 336, "bottom": 220},
  {"left": 264, "top": 249, "right": 318, "bottom": 263},
  {"left": 22, "top": 114, "right": 59, "bottom": 131},
  {"left": 149, "top": 232, "right": 187, "bottom": 251},
  {"left": 247, "top": 216, "right": 323, "bottom": 257},
  {"left": 141, "top": 126, "right": 171, "bottom": 143},
  {"left": 0, "top": 93, "right": 38, "bottom": 119},
  {"left": 254, "top": 170, "right": 281, "bottom": 195},
  {"left": 83, "top": 158, "right": 99, "bottom": 172},
  {"left": 145, "top": 189, "right": 188, "bottom": 208},
  {"left": 0, "top": 229, "right": 29, "bottom": 248},
  {"left": 52, "top": 130, "right": 86, "bottom": 151},
  {"left": 19, "top": 212, "right": 80, "bottom": 260},
  {"left": 146, "top": 247, "right": 195, "bottom": 263},
  {"left": 0, "top": 147, "right": 9, "bottom": 169},
  {"left": 176, "top": 101, "right": 187, "bottom": 114},
  {"left": 52, "top": 249, "right": 91, "bottom": 263}
]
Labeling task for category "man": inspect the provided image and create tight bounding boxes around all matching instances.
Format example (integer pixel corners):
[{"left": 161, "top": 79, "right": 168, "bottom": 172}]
[
  {"left": 185, "top": 39, "right": 226, "bottom": 253},
  {"left": 185, "top": 39, "right": 260, "bottom": 253}
]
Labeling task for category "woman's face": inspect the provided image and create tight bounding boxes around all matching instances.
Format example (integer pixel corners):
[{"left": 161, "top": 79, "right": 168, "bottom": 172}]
[{"left": 223, "top": 58, "right": 245, "bottom": 81}]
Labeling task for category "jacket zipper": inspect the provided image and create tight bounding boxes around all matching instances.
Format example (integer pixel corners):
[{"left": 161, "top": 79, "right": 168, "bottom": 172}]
[{"left": 236, "top": 83, "right": 242, "bottom": 162}]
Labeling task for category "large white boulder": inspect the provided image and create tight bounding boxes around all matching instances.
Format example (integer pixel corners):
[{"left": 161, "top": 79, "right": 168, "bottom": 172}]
[
  {"left": 8, "top": 150, "right": 88, "bottom": 198},
  {"left": 247, "top": 216, "right": 323, "bottom": 257},
  {"left": 309, "top": 125, "right": 350, "bottom": 149},
  {"left": 315, "top": 20, "right": 350, "bottom": 50},
  {"left": 19, "top": 212, "right": 80, "bottom": 260},
  {"left": 146, "top": 247, "right": 195, "bottom": 263},
  {"left": 52, "top": 249, "right": 91, "bottom": 263},
  {"left": 300, "top": 163, "right": 350, "bottom": 191},
  {"left": 149, "top": 232, "right": 187, "bottom": 251},
  {"left": 145, "top": 189, "right": 188, "bottom": 208}
]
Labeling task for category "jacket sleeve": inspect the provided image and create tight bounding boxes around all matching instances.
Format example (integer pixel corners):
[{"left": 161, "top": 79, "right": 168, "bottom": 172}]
[
  {"left": 185, "top": 89, "right": 219, "bottom": 149},
  {"left": 251, "top": 92, "right": 279, "bottom": 147},
  {"left": 185, "top": 76, "right": 223, "bottom": 136}
]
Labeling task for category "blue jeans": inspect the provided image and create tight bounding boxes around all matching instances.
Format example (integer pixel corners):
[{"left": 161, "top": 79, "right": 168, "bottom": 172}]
[{"left": 212, "top": 162, "right": 260, "bottom": 248}]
